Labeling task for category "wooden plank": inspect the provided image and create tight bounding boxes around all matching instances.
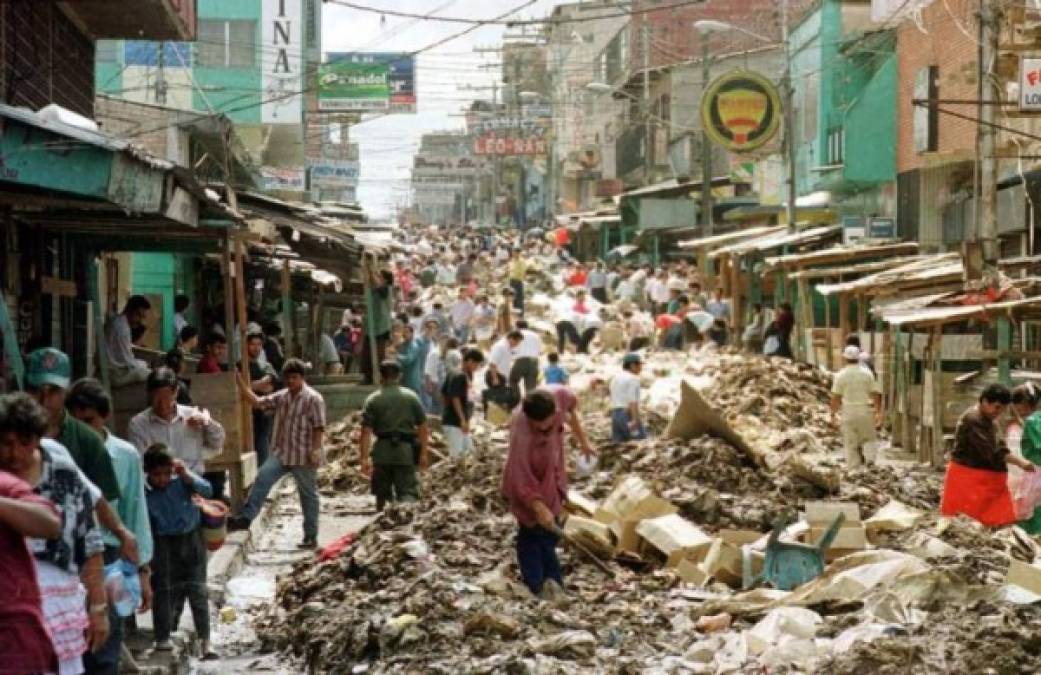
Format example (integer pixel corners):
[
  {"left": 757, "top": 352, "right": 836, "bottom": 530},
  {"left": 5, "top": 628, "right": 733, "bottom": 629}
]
[
  {"left": 282, "top": 259, "right": 293, "bottom": 358},
  {"left": 931, "top": 327, "right": 945, "bottom": 467},
  {"left": 193, "top": 371, "right": 243, "bottom": 465},
  {"left": 965, "top": 350, "right": 1041, "bottom": 360},
  {"left": 40, "top": 276, "right": 77, "bottom": 297},
  {"left": 234, "top": 236, "right": 253, "bottom": 455}
]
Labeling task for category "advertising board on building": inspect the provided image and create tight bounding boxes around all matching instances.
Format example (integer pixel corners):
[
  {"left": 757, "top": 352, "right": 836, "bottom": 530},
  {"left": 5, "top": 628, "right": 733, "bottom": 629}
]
[
  {"left": 320, "top": 52, "right": 416, "bottom": 112},
  {"left": 474, "top": 135, "right": 548, "bottom": 156},
  {"left": 1021, "top": 57, "right": 1041, "bottom": 111},
  {"left": 261, "top": 166, "right": 306, "bottom": 191},
  {"left": 307, "top": 158, "right": 360, "bottom": 188},
  {"left": 262, "top": 0, "right": 303, "bottom": 124},
  {"left": 413, "top": 154, "right": 485, "bottom": 176},
  {"left": 700, "top": 70, "right": 781, "bottom": 153}
]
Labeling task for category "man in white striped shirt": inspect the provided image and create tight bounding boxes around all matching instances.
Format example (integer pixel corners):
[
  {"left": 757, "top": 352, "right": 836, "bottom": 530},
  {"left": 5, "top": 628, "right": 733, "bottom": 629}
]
[{"left": 229, "top": 359, "right": 327, "bottom": 549}]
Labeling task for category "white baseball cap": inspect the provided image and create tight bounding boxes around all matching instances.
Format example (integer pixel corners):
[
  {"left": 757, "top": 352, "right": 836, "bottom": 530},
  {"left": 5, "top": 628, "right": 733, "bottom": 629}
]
[{"left": 843, "top": 345, "right": 861, "bottom": 361}]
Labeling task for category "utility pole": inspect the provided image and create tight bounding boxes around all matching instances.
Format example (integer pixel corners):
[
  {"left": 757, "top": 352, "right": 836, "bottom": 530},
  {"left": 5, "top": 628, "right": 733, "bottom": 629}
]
[
  {"left": 977, "top": 0, "right": 1001, "bottom": 278},
  {"left": 781, "top": 0, "right": 798, "bottom": 231},
  {"left": 642, "top": 17, "right": 651, "bottom": 186},
  {"left": 701, "top": 37, "right": 714, "bottom": 237},
  {"left": 155, "top": 41, "right": 168, "bottom": 105}
]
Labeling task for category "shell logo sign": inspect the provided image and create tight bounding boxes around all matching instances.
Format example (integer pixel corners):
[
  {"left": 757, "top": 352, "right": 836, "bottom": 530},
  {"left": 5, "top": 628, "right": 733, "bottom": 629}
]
[{"left": 700, "top": 70, "right": 782, "bottom": 153}]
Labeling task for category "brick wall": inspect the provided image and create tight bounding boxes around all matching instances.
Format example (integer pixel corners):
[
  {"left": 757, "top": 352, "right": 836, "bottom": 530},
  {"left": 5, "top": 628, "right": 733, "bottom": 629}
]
[
  {"left": 95, "top": 97, "right": 181, "bottom": 161},
  {"left": 896, "top": 0, "right": 978, "bottom": 173},
  {"left": 631, "top": 0, "right": 817, "bottom": 69},
  {"left": 0, "top": 4, "right": 94, "bottom": 117}
]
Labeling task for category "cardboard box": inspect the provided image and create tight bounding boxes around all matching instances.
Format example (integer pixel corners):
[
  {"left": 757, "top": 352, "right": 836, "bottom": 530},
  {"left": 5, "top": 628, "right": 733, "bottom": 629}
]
[
  {"left": 563, "top": 516, "right": 615, "bottom": 559},
  {"left": 807, "top": 524, "right": 868, "bottom": 551},
  {"left": 719, "top": 529, "right": 764, "bottom": 547},
  {"left": 701, "top": 538, "right": 744, "bottom": 587},
  {"left": 1008, "top": 559, "right": 1041, "bottom": 595},
  {"left": 565, "top": 491, "right": 598, "bottom": 518},
  {"left": 804, "top": 500, "right": 861, "bottom": 525},
  {"left": 676, "top": 557, "right": 710, "bottom": 586},
  {"left": 635, "top": 514, "right": 713, "bottom": 568},
  {"left": 593, "top": 475, "right": 676, "bottom": 553}
]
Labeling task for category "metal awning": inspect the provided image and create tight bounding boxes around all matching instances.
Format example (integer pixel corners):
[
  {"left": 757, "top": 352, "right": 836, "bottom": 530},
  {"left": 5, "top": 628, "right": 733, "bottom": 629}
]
[
  {"left": 620, "top": 176, "right": 731, "bottom": 200},
  {"left": 709, "top": 225, "right": 843, "bottom": 259},
  {"left": 677, "top": 225, "right": 785, "bottom": 250}
]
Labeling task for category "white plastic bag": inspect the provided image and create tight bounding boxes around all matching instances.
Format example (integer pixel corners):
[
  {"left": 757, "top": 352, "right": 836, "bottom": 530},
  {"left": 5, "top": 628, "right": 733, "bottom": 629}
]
[
  {"left": 1013, "top": 469, "right": 1041, "bottom": 520},
  {"left": 763, "top": 336, "right": 780, "bottom": 355}
]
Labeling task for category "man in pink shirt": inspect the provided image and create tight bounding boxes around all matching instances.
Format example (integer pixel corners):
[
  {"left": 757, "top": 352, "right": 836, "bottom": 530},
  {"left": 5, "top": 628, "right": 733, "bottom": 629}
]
[
  {"left": 501, "top": 386, "right": 594, "bottom": 596},
  {"left": 0, "top": 469, "right": 62, "bottom": 673}
]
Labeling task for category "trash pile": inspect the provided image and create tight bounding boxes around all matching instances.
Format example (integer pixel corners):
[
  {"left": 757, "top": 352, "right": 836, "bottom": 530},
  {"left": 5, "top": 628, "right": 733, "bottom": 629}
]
[{"left": 253, "top": 352, "right": 1041, "bottom": 673}]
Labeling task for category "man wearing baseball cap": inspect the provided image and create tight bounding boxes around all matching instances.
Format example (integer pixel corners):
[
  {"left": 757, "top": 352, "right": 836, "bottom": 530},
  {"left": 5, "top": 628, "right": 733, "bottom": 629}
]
[
  {"left": 610, "top": 353, "right": 647, "bottom": 443},
  {"left": 24, "top": 348, "right": 140, "bottom": 559},
  {"left": 831, "top": 345, "right": 883, "bottom": 467}
]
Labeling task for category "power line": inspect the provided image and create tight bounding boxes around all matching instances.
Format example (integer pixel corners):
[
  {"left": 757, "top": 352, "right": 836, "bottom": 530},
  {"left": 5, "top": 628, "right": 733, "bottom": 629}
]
[{"left": 323, "top": 0, "right": 713, "bottom": 26}]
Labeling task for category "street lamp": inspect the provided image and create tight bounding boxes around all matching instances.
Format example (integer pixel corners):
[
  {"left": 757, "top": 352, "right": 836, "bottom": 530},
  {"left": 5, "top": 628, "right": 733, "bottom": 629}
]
[{"left": 691, "top": 15, "right": 798, "bottom": 232}]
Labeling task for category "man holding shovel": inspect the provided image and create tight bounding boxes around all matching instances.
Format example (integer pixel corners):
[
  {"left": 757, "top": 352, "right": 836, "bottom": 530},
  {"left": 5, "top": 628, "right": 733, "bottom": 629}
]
[{"left": 501, "top": 386, "right": 595, "bottom": 598}]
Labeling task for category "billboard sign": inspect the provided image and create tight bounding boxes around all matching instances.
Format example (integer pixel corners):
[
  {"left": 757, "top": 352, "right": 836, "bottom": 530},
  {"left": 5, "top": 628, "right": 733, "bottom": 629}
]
[
  {"left": 1021, "top": 57, "right": 1041, "bottom": 111},
  {"left": 413, "top": 154, "right": 486, "bottom": 176},
  {"left": 261, "top": 166, "right": 306, "bottom": 191},
  {"left": 261, "top": 0, "right": 303, "bottom": 124},
  {"left": 700, "top": 70, "right": 781, "bottom": 153},
  {"left": 474, "top": 135, "right": 549, "bottom": 156},
  {"left": 321, "top": 52, "right": 417, "bottom": 112},
  {"left": 308, "top": 158, "right": 360, "bottom": 188}
]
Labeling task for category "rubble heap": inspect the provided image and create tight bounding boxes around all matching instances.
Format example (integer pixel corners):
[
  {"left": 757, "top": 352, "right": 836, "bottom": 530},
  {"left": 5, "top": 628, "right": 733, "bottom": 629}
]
[{"left": 255, "top": 353, "right": 1041, "bottom": 673}]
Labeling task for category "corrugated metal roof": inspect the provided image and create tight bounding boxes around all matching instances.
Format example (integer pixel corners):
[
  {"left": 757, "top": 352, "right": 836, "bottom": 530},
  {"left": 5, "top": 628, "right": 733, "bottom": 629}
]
[
  {"left": 815, "top": 254, "right": 962, "bottom": 296},
  {"left": 880, "top": 296, "right": 1041, "bottom": 327},
  {"left": 763, "top": 241, "right": 919, "bottom": 271},
  {"left": 676, "top": 225, "right": 784, "bottom": 250},
  {"left": 709, "top": 225, "right": 842, "bottom": 258}
]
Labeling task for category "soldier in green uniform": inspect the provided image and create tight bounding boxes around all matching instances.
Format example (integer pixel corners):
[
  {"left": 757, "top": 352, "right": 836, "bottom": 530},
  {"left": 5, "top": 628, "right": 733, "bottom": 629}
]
[{"left": 359, "top": 361, "right": 430, "bottom": 510}]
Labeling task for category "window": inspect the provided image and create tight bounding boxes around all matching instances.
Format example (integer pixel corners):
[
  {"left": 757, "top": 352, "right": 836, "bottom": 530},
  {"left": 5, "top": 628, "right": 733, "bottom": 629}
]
[
  {"left": 228, "top": 21, "right": 255, "bottom": 67},
  {"left": 96, "top": 40, "right": 119, "bottom": 63},
  {"left": 827, "top": 126, "right": 845, "bottom": 164},
  {"left": 196, "top": 20, "right": 256, "bottom": 68}
]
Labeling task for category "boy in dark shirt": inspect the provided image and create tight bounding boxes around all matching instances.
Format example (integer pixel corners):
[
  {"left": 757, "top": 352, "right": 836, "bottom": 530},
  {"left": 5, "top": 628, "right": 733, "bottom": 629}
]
[{"left": 144, "top": 444, "right": 216, "bottom": 659}]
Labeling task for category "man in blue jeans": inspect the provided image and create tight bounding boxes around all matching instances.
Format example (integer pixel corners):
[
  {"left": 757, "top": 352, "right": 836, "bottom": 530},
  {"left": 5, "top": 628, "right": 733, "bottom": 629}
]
[
  {"left": 228, "top": 359, "right": 326, "bottom": 548},
  {"left": 610, "top": 353, "right": 647, "bottom": 442}
]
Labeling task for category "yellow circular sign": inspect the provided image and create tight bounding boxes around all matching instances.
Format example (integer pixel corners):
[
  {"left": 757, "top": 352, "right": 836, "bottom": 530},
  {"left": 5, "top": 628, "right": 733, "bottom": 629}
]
[{"left": 700, "top": 70, "right": 782, "bottom": 153}]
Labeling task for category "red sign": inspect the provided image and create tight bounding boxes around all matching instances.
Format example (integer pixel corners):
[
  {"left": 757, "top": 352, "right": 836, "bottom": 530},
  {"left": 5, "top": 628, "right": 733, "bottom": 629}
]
[{"left": 474, "top": 135, "right": 548, "bottom": 156}]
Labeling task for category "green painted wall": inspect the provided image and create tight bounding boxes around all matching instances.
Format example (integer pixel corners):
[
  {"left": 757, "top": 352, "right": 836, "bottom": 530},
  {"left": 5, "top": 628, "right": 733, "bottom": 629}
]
[
  {"left": 133, "top": 253, "right": 176, "bottom": 349},
  {"left": 844, "top": 52, "right": 897, "bottom": 184}
]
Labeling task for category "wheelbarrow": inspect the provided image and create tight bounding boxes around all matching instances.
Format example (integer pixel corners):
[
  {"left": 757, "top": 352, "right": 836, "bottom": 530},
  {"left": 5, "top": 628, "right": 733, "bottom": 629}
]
[{"left": 742, "top": 510, "right": 846, "bottom": 591}]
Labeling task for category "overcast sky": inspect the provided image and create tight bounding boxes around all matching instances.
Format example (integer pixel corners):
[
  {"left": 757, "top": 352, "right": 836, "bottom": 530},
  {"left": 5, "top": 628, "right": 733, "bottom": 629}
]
[{"left": 322, "top": 0, "right": 561, "bottom": 220}]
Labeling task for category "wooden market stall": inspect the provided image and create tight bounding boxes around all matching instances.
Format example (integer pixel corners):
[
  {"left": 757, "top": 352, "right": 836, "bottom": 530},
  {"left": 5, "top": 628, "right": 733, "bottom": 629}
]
[
  {"left": 760, "top": 242, "right": 921, "bottom": 367},
  {"left": 708, "top": 225, "right": 843, "bottom": 340}
]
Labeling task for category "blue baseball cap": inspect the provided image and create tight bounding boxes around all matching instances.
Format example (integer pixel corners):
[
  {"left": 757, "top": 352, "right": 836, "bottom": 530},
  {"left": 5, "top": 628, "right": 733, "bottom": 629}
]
[{"left": 25, "top": 348, "right": 71, "bottom": 390}]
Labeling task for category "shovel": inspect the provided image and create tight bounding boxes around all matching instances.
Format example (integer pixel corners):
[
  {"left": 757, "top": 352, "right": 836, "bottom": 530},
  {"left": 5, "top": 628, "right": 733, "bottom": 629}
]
[{"left": 549, "top": 524, "right": 617, "bottom": 579}]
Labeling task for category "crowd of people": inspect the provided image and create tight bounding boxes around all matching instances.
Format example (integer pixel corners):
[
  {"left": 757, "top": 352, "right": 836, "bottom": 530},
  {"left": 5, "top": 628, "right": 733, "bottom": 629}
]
[
  {"left": 345, "top": 222, "right": 810, "bottom": 597},
  {"left": 2, "top": 280, "right": 329, "bottom": 672}
]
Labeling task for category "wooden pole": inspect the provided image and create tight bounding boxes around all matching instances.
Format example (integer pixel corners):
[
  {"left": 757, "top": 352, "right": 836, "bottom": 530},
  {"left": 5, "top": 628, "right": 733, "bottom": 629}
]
[
  {"left": 234, "top": 236, "right": 253, "bottom": 453},
  {"left": 931, "top": 326, "right": 945, "bottom": 467},
  {"left": 281, "top": 259, "right": 293, "bottom": 357},
  {"left": 363, "top": 254, "right": 381, "bottom": 386}
]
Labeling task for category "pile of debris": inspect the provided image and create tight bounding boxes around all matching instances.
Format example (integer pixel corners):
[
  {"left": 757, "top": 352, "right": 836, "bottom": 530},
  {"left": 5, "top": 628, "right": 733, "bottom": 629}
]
[{"left": 254, "top": 351, "right": 1041, "bottom": 673}]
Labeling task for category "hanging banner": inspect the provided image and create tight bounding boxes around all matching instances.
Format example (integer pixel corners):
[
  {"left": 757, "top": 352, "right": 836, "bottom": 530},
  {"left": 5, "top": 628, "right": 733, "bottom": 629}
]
[
  {"left": 320, "top": 52, "right": 417, "bottom": 112},
  {"left": 413, "top": 154, "right": 486, "bottom": 176},
  {"left": 700, "top": 70, "right": 781, "bottom": 153},
  {"left": 307, "top": 158, "right": 360, "bottom": 188},
  {"left": 261, "top": 166, "right": 306, "bottom": 191},
  {"left": 261, "top": 0, "right": 303, "bottom": 124}
]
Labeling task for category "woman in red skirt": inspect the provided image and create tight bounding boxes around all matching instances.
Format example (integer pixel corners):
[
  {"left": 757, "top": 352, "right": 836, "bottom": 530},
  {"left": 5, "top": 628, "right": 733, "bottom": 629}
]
[{"left": 942, "top": 384, "right": 1038, "bottom": 526}]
